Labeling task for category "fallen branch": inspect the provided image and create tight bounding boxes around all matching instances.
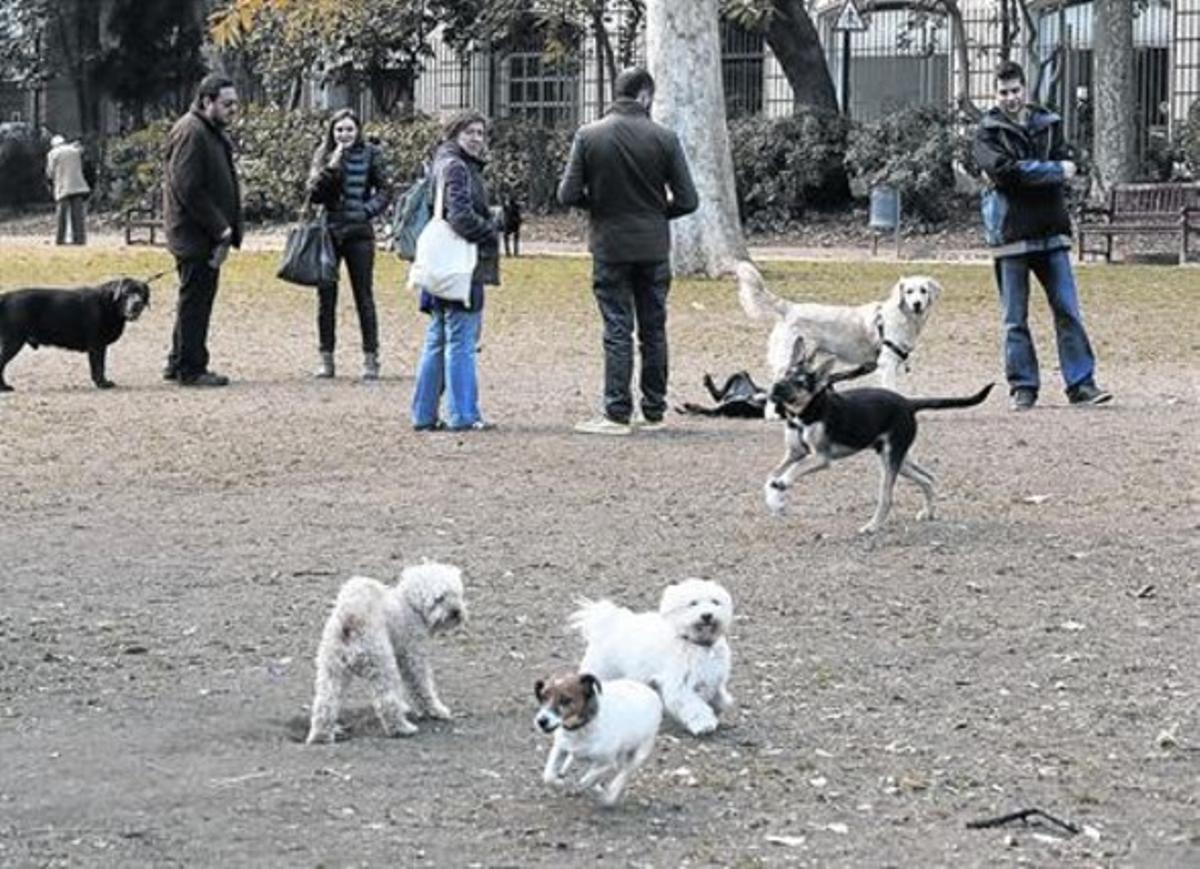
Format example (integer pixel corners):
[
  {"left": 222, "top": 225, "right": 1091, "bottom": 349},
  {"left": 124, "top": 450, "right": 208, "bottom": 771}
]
[{"left": 966, "top": 807, "right": 1080, "bottom": 835}]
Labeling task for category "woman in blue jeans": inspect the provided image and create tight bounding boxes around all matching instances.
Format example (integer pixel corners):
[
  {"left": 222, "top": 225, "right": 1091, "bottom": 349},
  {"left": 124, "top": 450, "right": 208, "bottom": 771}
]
[{"left": 411, "top": 111, "right": 501, "bottom": 432}]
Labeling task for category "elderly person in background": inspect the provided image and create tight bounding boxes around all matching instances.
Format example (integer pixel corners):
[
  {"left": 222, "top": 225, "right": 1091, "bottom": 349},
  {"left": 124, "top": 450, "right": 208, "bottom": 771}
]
[{"left": 45, "top": 134, "right": 91, "bottom": 245}]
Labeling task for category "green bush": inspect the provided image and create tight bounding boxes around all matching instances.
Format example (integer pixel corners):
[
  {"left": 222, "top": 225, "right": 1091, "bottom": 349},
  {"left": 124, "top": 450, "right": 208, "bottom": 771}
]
[
  {"left": 101, "top": 109, "right": 574, "bottom": 221},
  {"left": 845, "top": 105, "right": 963, "bottom": 224},
  {"left": 101, "top": 118, "right": 172, "bottom": 210},
  {"left": 730, "top": 108, "right": 850, "bottom": 233},
  {"left": 0, "top": 122, "right": 51, "bottom": 207},
  {"left": 1172, "top": 99, "right": 1200, "bottom": 179}
]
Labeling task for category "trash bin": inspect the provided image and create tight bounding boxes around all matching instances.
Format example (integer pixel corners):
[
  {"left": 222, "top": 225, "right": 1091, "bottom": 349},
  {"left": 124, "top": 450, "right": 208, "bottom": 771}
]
[{"left": 869, "top": 184, "right": 901, "bottom": 256}]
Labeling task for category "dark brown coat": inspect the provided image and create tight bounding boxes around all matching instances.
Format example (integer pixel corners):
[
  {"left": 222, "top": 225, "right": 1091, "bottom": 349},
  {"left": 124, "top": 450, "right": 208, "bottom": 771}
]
[
  {"left": 163, "top": 110, "right": 243, "bottom": 261},
  {"left": 557, "top": 99, "right": 698, "bottom": 264}
]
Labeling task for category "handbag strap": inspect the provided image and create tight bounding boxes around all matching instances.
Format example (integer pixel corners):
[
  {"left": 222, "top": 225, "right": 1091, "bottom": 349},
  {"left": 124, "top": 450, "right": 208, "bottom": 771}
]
[{"left": 433, "top": 170, "right": 446, "bottom": 221}]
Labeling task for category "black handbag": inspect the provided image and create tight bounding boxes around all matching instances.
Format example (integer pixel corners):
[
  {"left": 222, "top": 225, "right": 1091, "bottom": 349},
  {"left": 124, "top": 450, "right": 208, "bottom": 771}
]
[{"left": 277, "top": 210, "right": 336, "bottom": 287}]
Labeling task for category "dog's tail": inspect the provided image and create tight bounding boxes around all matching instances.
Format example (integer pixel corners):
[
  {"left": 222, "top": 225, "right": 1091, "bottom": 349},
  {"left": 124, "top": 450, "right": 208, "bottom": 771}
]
[
  {"left": 568, "top": 598, "right": 625, "bottom": 641},
  {"left": 735, "top": 260, "right": 790, "bottom": 323},
  {"left": 910, "top": 383, "right": 995, "bottom": 413}
]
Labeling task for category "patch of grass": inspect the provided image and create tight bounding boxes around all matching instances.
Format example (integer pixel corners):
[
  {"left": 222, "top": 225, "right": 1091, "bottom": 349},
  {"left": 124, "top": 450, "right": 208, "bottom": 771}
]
[{"left": 0, "top": 246, "right": 1194, "bottom": 364}]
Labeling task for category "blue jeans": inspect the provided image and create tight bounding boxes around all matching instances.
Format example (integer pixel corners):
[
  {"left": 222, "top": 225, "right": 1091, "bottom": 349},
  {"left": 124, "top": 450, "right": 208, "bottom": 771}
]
[
  {"left": 411, "top": 304, "right": 482, "bottom": 428},
  {"left": 994, "top": 248, "right": 1097, "bottom": 395}
]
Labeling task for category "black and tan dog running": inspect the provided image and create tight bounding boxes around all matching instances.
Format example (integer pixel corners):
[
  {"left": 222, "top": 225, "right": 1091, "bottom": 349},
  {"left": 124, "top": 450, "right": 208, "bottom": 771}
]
[
  {"left": 0, "top": 277, "right": 152, "bottom": 391},
  {"left": 764, "top": 338, "right": 993, "bottom": 534}
]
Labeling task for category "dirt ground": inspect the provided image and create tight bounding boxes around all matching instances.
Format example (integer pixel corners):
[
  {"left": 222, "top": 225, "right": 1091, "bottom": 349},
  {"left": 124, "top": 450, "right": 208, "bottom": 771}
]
[{"left": 0, "top": 244, "right": 1197, "bottom": 868}]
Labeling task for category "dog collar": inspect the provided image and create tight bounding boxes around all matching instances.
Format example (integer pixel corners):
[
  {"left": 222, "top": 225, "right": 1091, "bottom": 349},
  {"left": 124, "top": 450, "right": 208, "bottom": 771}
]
[
  {"left": 561, "top": 715, "right": 592, "bottom": 732},
  {"left": 875, "top": 319, "right": 912, "bottom": 361}
]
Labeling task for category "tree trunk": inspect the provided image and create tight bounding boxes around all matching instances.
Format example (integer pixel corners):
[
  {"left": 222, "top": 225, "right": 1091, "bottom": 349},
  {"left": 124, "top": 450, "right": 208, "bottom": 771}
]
[
  {"left": 1092, "top": 0, "right": 1137, "bottom": 192},
  {"left": 762, "top": 0, "right": 837, "bottom": 113},
  {"left": 645, "top": 0, "right": 747, "bottom": 276},
  {"left": 937, "top": 0, "right": 979, "bottom": 119}
]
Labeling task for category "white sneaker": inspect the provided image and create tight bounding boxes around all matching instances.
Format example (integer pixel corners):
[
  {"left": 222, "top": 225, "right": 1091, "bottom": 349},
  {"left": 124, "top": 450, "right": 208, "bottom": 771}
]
[
  {"left": 638, "top": 418, "right": 667, "bottom": 432},
  {"left": 573, "top": 415, "right": 633, "bottom": 436}
]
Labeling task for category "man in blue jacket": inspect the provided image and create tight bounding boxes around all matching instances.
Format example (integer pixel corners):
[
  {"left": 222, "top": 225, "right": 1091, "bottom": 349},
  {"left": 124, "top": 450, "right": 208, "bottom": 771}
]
[
  {"left": 973, "top": 60, "right": 1111, "bottom": 411},
  {"left": 559, "top": 67, "right": 699, "bottom": 435}
]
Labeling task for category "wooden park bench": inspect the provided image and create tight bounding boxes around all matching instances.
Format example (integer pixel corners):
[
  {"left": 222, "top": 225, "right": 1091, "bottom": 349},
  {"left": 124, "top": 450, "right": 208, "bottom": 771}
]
[
  {"left": 1076, "top": 181, "right": 1200, "bottom": 264},
  {"left": 123, "top": 197, "right": 164, "bottom": 246}
]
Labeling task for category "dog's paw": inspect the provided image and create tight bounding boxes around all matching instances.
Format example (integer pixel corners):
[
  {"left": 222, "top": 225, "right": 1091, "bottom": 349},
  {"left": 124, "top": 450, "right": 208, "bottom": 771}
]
[
  {"left": 427, "top": 702, "right": 453, "bottom": 720},
  {"left": 385, "top": 719, "right": 419, "bottom": 738},
  {"left": 543, "top": 772, "right": 567, "bottom": 787},
  {"left": 763, "top": 481, "right": 789, "bottom": 516},
  {"left": 684, "top": 710, "right": 720, "bottom": 736},
  {"left": 916, "top": 506, "right": 936, "bottom": 522},
  {"left": 305, "top": 728, "right": 335, "bottom": 745},
  {"left": 857, "top": 520, "right": 881, "bottom": 535},
  {"left": 713, "top": 689, "right": 736, "bottom": 713}
]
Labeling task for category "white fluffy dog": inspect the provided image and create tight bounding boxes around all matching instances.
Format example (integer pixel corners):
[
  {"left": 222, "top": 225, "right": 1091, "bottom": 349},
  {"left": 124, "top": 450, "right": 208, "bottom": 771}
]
[
  {"left": 306, "top": 562, "right": 466, "bottom": 744},
  {"left": 571, "top": 578, "right": 734, "bottom": 736},
  {"left": 736, "top": 260, "right": 941, "bottom": 390},
  {"left": 535, "top": 673, "right": 662, "bottom": 806}
]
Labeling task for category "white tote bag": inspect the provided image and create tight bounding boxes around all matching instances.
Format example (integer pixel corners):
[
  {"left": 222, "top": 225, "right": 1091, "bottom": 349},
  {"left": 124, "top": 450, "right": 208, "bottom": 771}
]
[{"left": 406, "top": 170, "right": 477, "bottom": 306}]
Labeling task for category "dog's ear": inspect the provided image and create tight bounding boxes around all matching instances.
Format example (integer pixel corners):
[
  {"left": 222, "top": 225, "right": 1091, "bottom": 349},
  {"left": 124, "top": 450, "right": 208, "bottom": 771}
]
[
  {"left": 787, "top": 335, "right": 807, "bottom": 369},
  {"left": 923, "top": 278, "right": 943, "bottom": 302},
  {"left": 580, "top": 673, "right": 602, "bottom": 696},
  {"left": 534, "top": 679, "right": 546, "bottom": 701}
]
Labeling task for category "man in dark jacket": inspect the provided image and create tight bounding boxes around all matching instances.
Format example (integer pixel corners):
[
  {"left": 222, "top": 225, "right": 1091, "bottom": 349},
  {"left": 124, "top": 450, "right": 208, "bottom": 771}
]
[
  {"left": 973, "top": 60, "right": 1111, "bottom": 411},
  {"left": 162, "top": 74, "right": 243, "bottom": 387},
  {"left": 558, "top": 67, "right": 699, "bottom": 435}
]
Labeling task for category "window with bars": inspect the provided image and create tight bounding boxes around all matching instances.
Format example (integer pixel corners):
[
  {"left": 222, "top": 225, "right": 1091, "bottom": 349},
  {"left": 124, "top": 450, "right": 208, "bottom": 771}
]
[
  {"left": 502, "top": 52, "right": 580, "bottom": 126},
  {"left": 721, "top": 19, "right": 765, "bottom": 119}
]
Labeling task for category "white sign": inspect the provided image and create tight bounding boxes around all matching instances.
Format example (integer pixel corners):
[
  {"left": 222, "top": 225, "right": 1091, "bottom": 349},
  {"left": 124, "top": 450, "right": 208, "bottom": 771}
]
[{"left": 834, "top": 0, "right": 868, "bottom": 32}]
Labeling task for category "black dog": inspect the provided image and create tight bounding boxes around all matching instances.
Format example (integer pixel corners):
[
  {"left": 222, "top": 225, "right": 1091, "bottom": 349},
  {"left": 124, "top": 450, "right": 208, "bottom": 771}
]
[
  {"left": 765, "top": 339, "right": 993, "bottom": 534},
  {"left": 501, "top": 196, "right": 522, "bottom": 257},
  {"left": 677, "top": 371, "right": 768, "bottom": 418},
  {"left": 0, "top": 278, "right": 151, "bottom": 391},
  {"left": 678, "top": 365, "right": 876, "bottom": 419}
]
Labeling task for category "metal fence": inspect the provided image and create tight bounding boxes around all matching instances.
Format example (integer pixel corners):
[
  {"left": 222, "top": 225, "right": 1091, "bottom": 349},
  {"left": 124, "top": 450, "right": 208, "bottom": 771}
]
[{"left": 821, "top": 5, "right": 951, "bottom": 121}]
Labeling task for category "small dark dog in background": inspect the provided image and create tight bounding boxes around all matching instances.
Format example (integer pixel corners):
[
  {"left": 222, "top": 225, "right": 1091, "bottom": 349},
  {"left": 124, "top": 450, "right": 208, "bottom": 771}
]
[
  {"left": 0, "top": 278, "right": 151, "bottom": 391},
  {"left": 501, "top": 196, "right": 522, "bottom": 257}
]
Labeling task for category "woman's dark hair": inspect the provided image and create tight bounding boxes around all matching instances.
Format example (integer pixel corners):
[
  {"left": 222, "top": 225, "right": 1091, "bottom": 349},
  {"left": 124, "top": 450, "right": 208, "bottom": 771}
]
[
  {"left": 441, "top": 110, "right": 489, "bottom": 143},
  {"left": 193, "top": 74, "right": 235, "bottom": 109},
  {"left": 316, "top": 108, "right": 364, "bottom": 163}
]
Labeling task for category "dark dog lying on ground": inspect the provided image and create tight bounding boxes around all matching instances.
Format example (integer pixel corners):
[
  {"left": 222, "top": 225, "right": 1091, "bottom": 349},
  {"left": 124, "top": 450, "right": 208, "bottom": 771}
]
[
  {"left": 677, "top": 371, "right": 768, "bottom": 418},
  {"left": 764, "top": 337, "right": 993, "bottom": 534},
  {"left": 0, "top": 278, "right": 151, "bottom": 391},
  {"left": 677, "top": 366, "right": 875, "bottom": 419},
  {"left": 501, "top": 196, "right": 522, "bottom": 257}
]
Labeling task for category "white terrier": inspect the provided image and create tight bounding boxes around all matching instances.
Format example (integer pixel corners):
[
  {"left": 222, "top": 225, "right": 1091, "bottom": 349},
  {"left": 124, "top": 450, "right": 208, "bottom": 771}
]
[
  {"left": 571, "top": 578, "right": 734, "bottom": 736},
  {"left": 535, "top": 672, "right": 662, "bottom": 806},
  {"left": 306, "top": 562, "right": 466, "bottom": 744}
]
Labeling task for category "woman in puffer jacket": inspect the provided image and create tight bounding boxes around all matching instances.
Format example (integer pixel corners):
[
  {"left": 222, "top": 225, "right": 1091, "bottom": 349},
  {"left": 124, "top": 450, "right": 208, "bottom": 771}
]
[
  {"left": 410, "top": 110, "right": 501, "bottom": 431},
  {"left": 307, "top": 109, "right": 392, "bottom": 381}
]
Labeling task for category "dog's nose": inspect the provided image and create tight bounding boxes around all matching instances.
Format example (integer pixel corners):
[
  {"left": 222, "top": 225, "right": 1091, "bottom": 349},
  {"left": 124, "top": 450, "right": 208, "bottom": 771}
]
[
  {"left": 535, "top": 715, "right": 555, "bottom": 733},
  {"left": 699, "top": 612, "right": 715, "bottom": 625}
]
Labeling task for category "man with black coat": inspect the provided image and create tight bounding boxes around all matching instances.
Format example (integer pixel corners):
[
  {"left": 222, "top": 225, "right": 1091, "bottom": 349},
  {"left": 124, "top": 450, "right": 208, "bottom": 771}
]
[
  {"left": 973, "top": 60, "right": 1111, "bottom": 411},
  {"left": 162, "top": 74, "right": 243, "bottom": 387},
  {"left": 558, "top": 67, "right": 699, "bottom": 436}
]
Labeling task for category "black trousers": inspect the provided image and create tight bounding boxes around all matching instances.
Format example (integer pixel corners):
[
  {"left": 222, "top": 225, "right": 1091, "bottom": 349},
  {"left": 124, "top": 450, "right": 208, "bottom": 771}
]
[
  {"left": 591, "top": 259, "right": 672, "bottom": 423},
  {"left": 167, "top": 257, "right": 221, "bottom": 379},
  {"left": 317, "top": 233, "right": 378, "bottom": 354},
  {"left": 55, "top": 194, "right": 87, "bottom": 245}
]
